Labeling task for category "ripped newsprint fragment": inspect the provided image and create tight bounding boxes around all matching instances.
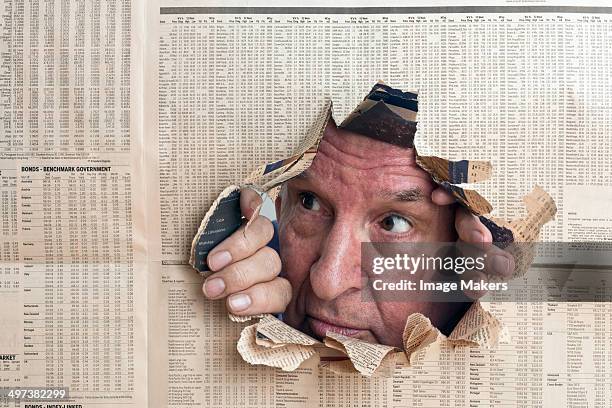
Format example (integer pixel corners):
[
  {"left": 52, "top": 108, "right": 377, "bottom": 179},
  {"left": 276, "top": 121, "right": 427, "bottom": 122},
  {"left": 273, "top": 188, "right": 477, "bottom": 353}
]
[{"left": 189, "top": 82, "right": 557, "bottom": 377}]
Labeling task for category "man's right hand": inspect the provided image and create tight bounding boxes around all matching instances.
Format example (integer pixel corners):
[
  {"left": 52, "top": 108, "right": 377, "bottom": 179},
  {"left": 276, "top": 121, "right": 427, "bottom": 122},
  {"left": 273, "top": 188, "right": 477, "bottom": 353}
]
[{"left": 202, "top": 187, "right": 292, "bottom": 316}]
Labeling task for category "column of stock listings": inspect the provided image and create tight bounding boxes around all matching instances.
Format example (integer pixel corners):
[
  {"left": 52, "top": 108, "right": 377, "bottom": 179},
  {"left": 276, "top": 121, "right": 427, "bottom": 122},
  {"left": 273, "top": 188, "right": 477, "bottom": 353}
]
[
  {"left": 0, "top": 0, "right": 138, "bottom": 406},
  {"left": 0, "top": 1, "right": 611, "bottom": 407}
]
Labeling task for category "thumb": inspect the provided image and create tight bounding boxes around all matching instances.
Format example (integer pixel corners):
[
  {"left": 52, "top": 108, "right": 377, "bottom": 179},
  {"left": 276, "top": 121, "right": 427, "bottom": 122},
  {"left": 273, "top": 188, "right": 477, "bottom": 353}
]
[{"left": 239, "top": 187, "right": 263, "bottom": 220}]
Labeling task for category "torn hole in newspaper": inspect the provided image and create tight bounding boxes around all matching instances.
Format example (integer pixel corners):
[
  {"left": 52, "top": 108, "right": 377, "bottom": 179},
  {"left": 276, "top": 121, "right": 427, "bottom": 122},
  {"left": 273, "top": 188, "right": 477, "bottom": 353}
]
[{"left": 190, "top": 82, "right": 557, "bottom": 376}]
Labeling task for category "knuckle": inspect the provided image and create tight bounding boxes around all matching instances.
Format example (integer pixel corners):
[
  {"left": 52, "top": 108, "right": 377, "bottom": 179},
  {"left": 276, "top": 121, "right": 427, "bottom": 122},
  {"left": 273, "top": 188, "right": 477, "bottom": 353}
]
[
  {"left": 253, "top": 216, "right": 274, "bottom": 242},
  {"left": 242, "top": 216, "right": 271, "bottom": 249},
  {"left": 457, "top": 211, "right": 476, "bottom": 232},
  {"left": 257, "top": 284, "right": 274, "bottom": 311},
  {"left": 460, "top": 218, "right": 475, "bottom": 235},
  {"left": 254, "top": 279, "right": 290, "bottom": 313},
  {"left": 231, "top": 229, "right": 251, "bottom": 255},
  {"left": 259, "top": 247, "right": 281, "bottom": 275},
  {"left": 227, "top": 262, "right": 250, "bottom": 289},
  {"left": 277, "top": 278, "right": 292, "bottom": 308}
]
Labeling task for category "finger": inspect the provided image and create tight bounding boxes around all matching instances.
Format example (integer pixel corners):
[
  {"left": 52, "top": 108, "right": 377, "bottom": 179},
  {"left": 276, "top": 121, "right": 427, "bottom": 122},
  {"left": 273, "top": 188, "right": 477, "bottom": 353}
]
[
  {"left": 202, "top": 246, "right": 281, "bottom": 299},
  {"left": 240, "top": 187, "right": 263, "bottom": 220},
  {"left": 484, "top": 247, "right": 515, "bottom": 279},
  {"left": 226, "top": 277, "right": 292, "bottom": 315},
  {"left": 207, "top": 215, "right": 274, "bottom": 271},
  {"left": 460, "top": 269, "right": 489, "bottom": 300},
  {"left": 431, "top": 187, "right": 456, "bottom": 206},
  {"left": 454, "top": 207, "right": 515, "bottom": 278},
  {"left": 455, "top": 240, "right": 515, "bottom": 279},
  {"left": 455, "top": 207, "right": 493, "bottom": 246}
]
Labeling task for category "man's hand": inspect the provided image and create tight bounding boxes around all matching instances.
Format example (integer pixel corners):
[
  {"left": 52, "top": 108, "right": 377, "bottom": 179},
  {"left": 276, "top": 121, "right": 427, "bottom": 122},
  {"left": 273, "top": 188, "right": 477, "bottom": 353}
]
[
  {"left": 431, "top": 187, "right": 516, "bottom": 299},
  {"left": 202, "top": 187, "right": 292, "bottom": 315}
]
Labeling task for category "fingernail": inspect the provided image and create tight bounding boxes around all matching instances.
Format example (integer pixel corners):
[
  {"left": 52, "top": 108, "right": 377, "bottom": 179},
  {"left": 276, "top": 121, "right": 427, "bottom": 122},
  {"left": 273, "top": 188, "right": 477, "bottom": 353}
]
[
  {"left": 228, "top": 294, "right": 251, "bottom": 312},
  {"left": 492, "top": 255, "right": 510, "bottom": 276},
  {"left": 209, "top": 251, "right": 231, "bottom": 270},
  {"left": 203, "top": 278, "right": 225, "bottom": 298}
]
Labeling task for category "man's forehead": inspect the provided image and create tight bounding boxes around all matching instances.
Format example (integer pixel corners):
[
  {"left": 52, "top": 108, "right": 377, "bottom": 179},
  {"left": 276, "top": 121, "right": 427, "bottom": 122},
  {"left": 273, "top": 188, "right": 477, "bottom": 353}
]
[
  {"left": 289, "top": 121, "right": 436, "bottom": 201},
  {"left": 312, "top": 120, "right": 422, "bottom": 171}
]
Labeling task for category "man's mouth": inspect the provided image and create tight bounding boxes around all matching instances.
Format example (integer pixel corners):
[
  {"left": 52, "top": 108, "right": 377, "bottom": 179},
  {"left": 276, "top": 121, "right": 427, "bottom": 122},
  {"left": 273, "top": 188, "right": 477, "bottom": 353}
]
[{"left": 306, "top": 315, "right": 365, "bottom": 339}]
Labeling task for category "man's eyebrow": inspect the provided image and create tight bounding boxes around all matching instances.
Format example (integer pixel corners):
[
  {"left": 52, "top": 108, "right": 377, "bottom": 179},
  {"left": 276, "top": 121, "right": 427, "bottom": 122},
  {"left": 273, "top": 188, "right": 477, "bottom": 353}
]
[
  {"left": 292, "top": 173, "right": 424, "bottom": 202},
  {"left": 381, "top": 187, "right": 424, "bottom": 202}
]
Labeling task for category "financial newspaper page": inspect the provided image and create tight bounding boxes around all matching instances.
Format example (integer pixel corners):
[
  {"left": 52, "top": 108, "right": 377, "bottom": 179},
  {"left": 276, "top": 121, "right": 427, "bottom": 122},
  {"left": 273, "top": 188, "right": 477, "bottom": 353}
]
[
  {"left": 146, "top": 2, "right": 612, "bottom": 407},
  {"left": 0, "top": 0, "right": 148, "bottom": 406},
  {"left": 1, "top": 0, "right": 611, "bottom": 407}
]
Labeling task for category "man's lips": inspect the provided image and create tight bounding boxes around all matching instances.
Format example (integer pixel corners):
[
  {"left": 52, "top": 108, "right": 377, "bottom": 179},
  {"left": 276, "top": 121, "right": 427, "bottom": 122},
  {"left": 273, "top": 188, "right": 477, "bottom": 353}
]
[{"left": 306, "top": 315, "right": 366, "bottom": 339}]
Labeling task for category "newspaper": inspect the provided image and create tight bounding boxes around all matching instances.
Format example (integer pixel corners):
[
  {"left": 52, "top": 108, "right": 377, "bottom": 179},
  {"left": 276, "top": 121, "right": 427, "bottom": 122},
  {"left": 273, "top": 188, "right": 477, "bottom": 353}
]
[
  {"left": 0, "top": 0, "right": 148, "bottom": 406},
  {"left": 1, "top": 0, "right": 611, "bottom": 407}
]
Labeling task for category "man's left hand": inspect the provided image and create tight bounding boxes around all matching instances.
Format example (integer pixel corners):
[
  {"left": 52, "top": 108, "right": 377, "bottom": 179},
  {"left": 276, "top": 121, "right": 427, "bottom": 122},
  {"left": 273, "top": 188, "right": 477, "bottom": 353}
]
[{"left": 431, "top": 187, "right": 516, "bottom": 299}]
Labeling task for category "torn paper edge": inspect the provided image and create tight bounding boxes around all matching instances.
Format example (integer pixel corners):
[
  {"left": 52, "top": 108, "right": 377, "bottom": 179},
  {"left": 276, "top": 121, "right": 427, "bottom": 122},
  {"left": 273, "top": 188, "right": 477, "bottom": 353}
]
[{"left": 189, "top": 184, "right": 241, "bottom": 270}]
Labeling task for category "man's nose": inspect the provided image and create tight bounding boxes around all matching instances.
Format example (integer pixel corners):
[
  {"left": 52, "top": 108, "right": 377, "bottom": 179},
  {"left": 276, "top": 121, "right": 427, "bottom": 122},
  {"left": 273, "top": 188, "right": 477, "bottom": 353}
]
[{"left": 308, "top": 219, "right": 362, "bottom": 301}]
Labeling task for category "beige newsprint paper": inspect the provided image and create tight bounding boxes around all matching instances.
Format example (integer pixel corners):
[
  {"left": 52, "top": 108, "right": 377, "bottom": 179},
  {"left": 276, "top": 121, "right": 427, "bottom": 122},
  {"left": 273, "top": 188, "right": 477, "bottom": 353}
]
[
  {"left": 1, "top": 0, "right": 611, "bottom": 407},
  {"left": 146, "top": 1, "right": 612, "bottom": 407},
  {"left": 0, "top": 0, "right": 148, "bottom": 406}
]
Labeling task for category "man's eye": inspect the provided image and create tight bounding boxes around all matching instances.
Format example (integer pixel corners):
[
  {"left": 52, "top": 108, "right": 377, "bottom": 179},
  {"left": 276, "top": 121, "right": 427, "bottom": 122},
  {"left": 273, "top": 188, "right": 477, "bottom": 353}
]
[
  {"left": 380, "top": 214, "right": 412, "bottom": 233},
  {"left": 299, "top": 192, "right": 321, "bottom": 211}
]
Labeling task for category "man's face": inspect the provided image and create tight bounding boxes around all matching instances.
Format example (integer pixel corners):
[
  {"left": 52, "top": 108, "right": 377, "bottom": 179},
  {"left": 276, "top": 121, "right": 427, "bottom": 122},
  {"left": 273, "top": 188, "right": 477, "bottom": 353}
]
[{"left": 275, "top": 121, "right": 458, "bottom": 348}]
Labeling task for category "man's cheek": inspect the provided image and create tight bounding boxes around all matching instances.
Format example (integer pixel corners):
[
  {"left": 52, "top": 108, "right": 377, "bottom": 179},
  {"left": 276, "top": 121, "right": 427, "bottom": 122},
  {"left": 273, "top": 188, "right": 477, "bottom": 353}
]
[
  {"left": 278, "top": 223, "right": 320, "bottom": 325},
  {"left": 283, "top": 212, "right": 327, "bottom": 239},
  {"left": 279, "top": 222, "right": 320, "bottom": 282},
  {"left": 376, "top": 303, "right": 419, "bottom": 347}
]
